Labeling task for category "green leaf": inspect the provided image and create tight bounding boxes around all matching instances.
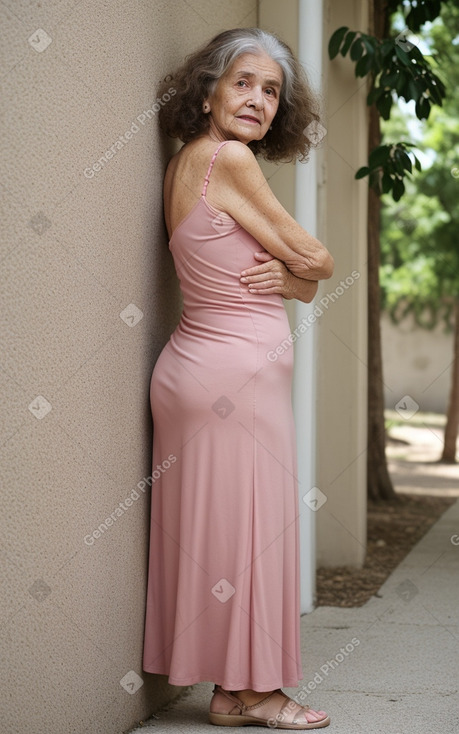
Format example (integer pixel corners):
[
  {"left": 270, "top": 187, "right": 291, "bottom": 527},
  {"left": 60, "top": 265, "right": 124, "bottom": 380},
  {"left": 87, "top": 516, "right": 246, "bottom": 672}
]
[
  {"left": 355, "top": 166, "right": 370, "bottom": 179},
  {"left": 392, "top": 151, "right": 406, "bottom": 175},
  {"left": 380, "top": 71, "right": 400, "bottom": 87},
  {"left": 410, "top": 46, "right": 425, "bottom": 64},
  {"left": 328, "top": 26, "right": 348, "bottom": 59},
  {"left": 381, "top": 171, "right": 393, "bottom": 194},
  {"left": 341, "top": 30, "right": 357, "bottom": 57},
  {"left": 395, "top": 154, "right": 412, "bottom": 176},
  {"left": 380, "top": 40, "right": 395, "bottom": 59},
  {"left": 407, "top": 78, "right": 421, "bottom": 102},
  {"left": 400, "top": 151, "right": 412, "bottom": 173},
  {"left": 427, "top": 77, "right": 445, "bottom": 106},
  {"left": 395, "top": 45, "right": 412, "bottom": 66},
  {"left": 350, "top": 38, "right": 364, "bottom": 61},
  {"left": 392, "top": 177, "right": 405, "bottom": 201},
  {"left": 355, "top": 53, "right": 374, "bottom": 77},
  {"left": 415, "top": 97, "right": 431, "bottom": 119},
  {"left": 362, "top": 37, "right": 376, "bottom": 54},
  {"left": 377, "top": 92, "right": 393, "bottom": 120},
  {"left": 405, "top": 0, "right": 442, "bottom": 30},
  {"left": 414, "top": 99, "right": 423, "bottom": 118},
  {"left": 395, "top": 71, "right": 409, "bottom": 95},
  {"left": 369, "top": 145, "right": 390, "bottom": 168},
  {"left": 367, "top": 85, "right": 386, "bottom": 105},
  {"left": 429, "top": 86, "right": 444, "bottom": 106},
  {"left": 393, "top": 159, "right": 405, "bottom": 176}
]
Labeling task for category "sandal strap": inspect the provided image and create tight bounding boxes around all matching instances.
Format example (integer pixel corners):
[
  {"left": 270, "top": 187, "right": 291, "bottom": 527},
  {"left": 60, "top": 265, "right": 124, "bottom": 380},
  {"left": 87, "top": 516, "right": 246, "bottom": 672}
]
[
  {"left": 243, "top": 689, "right": 278, "bottom": 711},
  {"left": 273, "top": 692, "right": 314, "bottom": 726},
  {"left": 212, "top": 685, "right": 312, "bottom": 724},
  {"left": 212, "top": 686, "right": 245, "bottom": 714},
  {"left": 211, "top": 686, "right": 281, "bottom": 714}
]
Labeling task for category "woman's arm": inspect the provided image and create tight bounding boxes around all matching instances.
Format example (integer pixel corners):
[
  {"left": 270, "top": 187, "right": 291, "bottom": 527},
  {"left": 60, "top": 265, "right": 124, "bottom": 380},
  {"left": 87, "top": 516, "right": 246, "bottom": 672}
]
[
  {"left": 206, "top": 141, "right": 334, "bottom": 281},
  {"left": 240, "top": 252, "right": 318, "bottom": 303}
]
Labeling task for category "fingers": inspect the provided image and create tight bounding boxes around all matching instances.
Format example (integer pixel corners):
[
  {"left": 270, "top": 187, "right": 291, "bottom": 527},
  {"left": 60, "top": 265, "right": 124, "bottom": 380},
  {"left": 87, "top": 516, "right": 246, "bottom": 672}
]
[
  {"left": 241, "top": 276, "right": 285, "bottom": 294},
  {"left": 241, "top": 262, "right": 285, "bottom": 280},
  {"left": 241, "top": 254, "right": 284, "bottom": 278},
  {"left": 247, "top": 284, "right": 282, "bottom": 294},
  {"left": 240, "top": 263, "right": 278, "bottom": 278},
  {"left": 240, "top": 255, "right": 288, "bottom": 296},
  {"left": 241, "top": 271, "right": 282, "bottom": 284},
  {"left": 253, "top": 250, "right": 274, "bottom": 262}
]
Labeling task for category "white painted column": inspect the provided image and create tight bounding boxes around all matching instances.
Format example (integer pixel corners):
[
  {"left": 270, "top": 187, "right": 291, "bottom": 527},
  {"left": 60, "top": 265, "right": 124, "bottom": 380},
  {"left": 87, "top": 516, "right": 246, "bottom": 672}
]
[{"left": 293, "top": 0, "right": 324, "bottom": 613}]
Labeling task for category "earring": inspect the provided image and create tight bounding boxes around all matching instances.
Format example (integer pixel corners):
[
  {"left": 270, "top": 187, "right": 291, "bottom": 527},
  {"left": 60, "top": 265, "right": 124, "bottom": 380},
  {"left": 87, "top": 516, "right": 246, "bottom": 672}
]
[
  {"left": 269, "top": 125, "right": 273, "bottom": 130},
  {"left": 203, "top": 103, "right": 210, "bottom": 113}
]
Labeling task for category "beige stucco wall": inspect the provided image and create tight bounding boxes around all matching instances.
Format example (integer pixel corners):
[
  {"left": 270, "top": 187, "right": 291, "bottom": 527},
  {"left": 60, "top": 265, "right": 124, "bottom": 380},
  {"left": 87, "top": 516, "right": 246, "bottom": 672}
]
[
  {"left": 260, "top": 0, "right": 369, "bottom": 569},
  {"left": 382, "top": 312, "right": 453, "bottom": 415},
  {"left": 257, "top": 2, "right": 298, "bottom": 213},
  {"left": 0, "top": 2, "right": 256, "bottom": 732},
  {"left": 315, "top": 0, "right": 369, "bottom": 567}
]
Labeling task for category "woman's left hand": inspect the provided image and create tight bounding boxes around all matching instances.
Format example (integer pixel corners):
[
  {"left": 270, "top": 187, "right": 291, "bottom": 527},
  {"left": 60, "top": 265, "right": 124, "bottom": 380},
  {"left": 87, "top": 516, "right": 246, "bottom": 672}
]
[{"left": 240, "top": 252, "right": 318, "bottom": 302}]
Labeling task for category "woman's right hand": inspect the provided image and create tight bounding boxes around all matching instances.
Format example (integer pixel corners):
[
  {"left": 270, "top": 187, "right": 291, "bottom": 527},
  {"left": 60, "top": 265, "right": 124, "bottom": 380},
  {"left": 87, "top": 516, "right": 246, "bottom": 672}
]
[
  {"left": 240, "top": 252, "right": 319, "bottom": 303},
  {"left": 204, "top": 140, "right": 334, "bottom": 281}
]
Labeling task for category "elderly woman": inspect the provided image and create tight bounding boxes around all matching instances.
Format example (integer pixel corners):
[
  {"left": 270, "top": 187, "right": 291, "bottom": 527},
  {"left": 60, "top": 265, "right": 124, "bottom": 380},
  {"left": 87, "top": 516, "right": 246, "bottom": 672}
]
[{"left": 143, "top": 28, "right": 333, "bottom": 729}]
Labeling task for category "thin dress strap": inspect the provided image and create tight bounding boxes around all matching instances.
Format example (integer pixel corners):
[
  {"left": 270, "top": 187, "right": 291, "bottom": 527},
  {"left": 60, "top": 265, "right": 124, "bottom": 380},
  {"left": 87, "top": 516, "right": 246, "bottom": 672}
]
[{"left": 202, "top": 140, "right": 231, "bottom": 197}]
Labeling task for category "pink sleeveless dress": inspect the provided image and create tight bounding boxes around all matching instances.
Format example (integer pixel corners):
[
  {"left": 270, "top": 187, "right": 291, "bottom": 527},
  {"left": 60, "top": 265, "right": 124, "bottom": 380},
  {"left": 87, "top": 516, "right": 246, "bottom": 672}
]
[{"left": 142, "top": 141, "right": 304, "bottom": 690}]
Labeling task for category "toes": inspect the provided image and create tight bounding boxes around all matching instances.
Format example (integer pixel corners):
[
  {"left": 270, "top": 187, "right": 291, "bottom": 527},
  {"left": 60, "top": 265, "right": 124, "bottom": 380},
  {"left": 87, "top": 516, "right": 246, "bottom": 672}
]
[{"left": 304, "top": 707, "right": 328, "bottom": 723}]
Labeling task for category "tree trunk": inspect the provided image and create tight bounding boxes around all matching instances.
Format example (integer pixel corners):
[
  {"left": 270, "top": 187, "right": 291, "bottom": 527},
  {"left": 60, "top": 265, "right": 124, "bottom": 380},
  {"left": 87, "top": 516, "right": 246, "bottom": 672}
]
[
  {"left": 366, "top": 105, "right": 397, "bottom": 501},
  {"left": 367, "top": 0, "right": 397, "bottom": 501},
  {"left": 441, "top": 299, "right": 459, "bottom": 462}
]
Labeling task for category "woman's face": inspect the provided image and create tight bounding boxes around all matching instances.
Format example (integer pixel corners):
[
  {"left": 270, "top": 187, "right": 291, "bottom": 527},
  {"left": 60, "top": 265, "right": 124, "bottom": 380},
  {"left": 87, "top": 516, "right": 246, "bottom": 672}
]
[{"left": 204, "top": 52, "right": 283, "bottom": 144}]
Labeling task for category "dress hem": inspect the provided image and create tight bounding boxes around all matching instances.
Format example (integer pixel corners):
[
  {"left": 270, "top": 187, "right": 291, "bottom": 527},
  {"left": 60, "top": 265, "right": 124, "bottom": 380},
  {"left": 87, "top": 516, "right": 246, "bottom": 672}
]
[{"left": 142, "top": 667, "right": 304, "bottom": 690}]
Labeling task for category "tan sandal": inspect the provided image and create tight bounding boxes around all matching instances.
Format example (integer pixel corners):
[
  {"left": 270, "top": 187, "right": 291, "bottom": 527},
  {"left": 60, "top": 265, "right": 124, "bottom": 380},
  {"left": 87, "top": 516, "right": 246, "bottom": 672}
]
[{"left": 209, "top": 685, "right": 330, "bottom": 729}]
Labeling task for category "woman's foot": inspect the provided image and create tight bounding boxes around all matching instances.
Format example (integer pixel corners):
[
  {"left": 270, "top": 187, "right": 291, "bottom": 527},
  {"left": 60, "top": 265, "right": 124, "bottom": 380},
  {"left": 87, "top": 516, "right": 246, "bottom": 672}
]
[
  {"left": 231, "top": 689, "right": 328, "bottom": 726},
  {"left": 209, "top": 685, "right": 330, "bottom": 729}
]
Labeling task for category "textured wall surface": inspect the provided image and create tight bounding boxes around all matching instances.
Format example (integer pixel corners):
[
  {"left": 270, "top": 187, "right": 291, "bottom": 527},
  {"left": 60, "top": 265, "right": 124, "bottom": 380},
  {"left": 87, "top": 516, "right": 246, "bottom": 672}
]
[
  {"left": 382, "top": 312, "right": 453, "bottom": 415},
  {"left": 0, "top": 1, "right": 256, "bottom": 732},
  {"left": 257, "top": 0, "right": 369, "bottom": 572},
  {"left": 315, "top": 0, "right": 369, "bottom": 568}
]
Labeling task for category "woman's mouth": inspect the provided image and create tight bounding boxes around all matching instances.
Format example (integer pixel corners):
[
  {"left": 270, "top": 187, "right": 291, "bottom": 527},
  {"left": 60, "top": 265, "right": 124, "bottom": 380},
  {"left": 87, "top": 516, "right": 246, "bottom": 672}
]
[{"left": 237, "top": 115, "right": 261, "bottom": 125}]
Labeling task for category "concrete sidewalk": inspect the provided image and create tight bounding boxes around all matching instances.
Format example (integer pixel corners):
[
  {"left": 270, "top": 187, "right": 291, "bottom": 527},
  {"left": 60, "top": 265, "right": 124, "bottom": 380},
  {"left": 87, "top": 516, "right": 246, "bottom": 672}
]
[{"left": 132, "top": 500, "right": 459, "bottom": 733}]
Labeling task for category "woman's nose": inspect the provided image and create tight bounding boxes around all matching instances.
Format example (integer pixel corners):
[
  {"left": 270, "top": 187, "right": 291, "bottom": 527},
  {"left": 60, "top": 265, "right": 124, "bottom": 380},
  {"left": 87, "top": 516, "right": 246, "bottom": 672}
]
[{"left": 247, "top": 89, "right": 264, "bottom": 109}]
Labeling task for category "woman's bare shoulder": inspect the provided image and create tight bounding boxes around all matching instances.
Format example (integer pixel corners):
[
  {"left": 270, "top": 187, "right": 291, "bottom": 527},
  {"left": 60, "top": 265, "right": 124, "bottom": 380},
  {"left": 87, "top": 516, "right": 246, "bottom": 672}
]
[
  {"left": 177, "top": 138, "right": 253, "bottom": 171},
  {"left": 218, "top": 139, "right": 256, "bottom": 161},
  {"left": 164, "top": 148, "right": 182, "bottom": 185},
  {"left": 212, "top": 140, "right": 261, "bottom": 184},
  {"left": 164, "top": 144, "right": 199, "bottom": 198},
  {"left": 204, "top": 141, "right": 263, "bottom": 207},
  {"left": 165, "top": 139, "right": 212, "bottom": 185}
]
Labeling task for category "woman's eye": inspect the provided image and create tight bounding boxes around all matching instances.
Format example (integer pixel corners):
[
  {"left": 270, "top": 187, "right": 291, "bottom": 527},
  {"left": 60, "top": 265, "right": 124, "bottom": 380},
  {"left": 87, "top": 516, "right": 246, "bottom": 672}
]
[
  {"left": 237, "top": 80, "right": 247, "bottom": 87},
  {"left": 265, "top": 88, "right": 275, "bottom": 97}
]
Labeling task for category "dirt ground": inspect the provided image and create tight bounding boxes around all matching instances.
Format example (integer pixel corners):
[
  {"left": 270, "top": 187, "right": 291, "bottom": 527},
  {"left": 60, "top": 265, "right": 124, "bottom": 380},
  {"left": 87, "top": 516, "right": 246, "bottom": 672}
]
[{"left": 316, "top": 413, "right": 459, "bottom": 607}]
